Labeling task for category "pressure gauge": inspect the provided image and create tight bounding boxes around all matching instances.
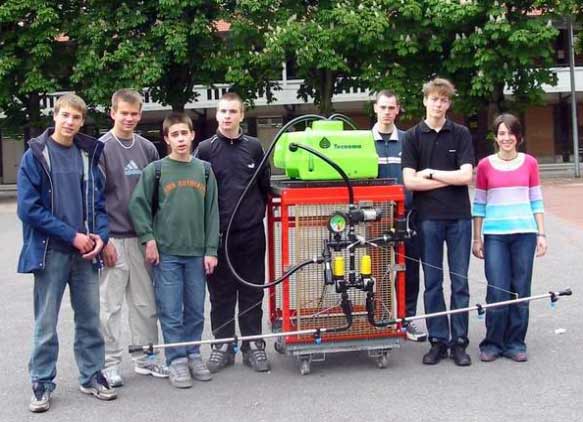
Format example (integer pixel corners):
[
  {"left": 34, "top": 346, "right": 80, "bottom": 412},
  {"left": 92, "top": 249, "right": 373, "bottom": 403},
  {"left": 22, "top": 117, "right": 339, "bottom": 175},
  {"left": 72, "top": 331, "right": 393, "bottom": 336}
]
[{"left": 328, "top": 212, "right": 348, "bottom": 234}]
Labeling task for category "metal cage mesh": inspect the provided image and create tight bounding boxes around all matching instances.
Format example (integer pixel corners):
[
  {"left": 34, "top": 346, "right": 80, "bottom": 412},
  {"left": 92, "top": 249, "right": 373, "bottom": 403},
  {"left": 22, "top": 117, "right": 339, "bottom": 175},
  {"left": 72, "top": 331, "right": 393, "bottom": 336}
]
[{"left": 272, "top": 200, "right": 399, "bottom": 344}]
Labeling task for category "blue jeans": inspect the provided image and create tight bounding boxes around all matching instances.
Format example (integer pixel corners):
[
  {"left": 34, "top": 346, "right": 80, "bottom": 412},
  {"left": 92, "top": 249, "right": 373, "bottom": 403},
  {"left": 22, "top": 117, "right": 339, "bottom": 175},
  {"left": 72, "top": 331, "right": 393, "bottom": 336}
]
[
  {"left": 153, "top": 254, "right": 206, "bottom": 365},
  {"left": 29, "top": 248, "right": 104, "bottom": 390},
  {"left": 419, "top": 219, "right": 471, "bottom": 346},
  {"left": 479, "top": 233, "right": 536, "bottom": 356}
]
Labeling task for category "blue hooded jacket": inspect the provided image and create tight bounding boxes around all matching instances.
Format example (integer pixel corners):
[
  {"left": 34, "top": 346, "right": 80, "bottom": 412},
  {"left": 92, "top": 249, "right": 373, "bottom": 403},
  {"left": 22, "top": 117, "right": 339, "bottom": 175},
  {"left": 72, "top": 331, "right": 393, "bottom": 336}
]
[{"left": 17, "top": 128, "right": 108, "bottom": 273}]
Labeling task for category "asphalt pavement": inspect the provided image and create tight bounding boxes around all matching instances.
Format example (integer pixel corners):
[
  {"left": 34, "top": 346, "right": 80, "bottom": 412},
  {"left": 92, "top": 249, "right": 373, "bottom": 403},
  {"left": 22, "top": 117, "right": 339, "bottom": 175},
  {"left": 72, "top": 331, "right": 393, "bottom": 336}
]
[{"left": 0, "top": 181, "right": 581, "bottom": 422}]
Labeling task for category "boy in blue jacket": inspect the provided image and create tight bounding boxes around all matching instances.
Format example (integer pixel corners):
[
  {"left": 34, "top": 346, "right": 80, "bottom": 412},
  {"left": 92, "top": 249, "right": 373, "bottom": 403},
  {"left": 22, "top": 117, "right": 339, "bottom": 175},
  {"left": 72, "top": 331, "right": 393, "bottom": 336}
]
[{"left": 17, "top": 94, "right": 117, "bottom": 413}]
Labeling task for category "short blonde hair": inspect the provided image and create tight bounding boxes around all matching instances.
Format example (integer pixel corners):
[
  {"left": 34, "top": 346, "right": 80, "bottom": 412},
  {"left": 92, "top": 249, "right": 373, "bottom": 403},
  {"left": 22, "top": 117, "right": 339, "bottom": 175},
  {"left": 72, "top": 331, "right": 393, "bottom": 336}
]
[
  {"left": 54, "top": 94, "right": 87, "bottom": 119},
  {"left": 219, "top": 92, "right": 245, "bottom": 113},
  {"left": 422, "top": 78, "right": 456, "bottom": 99},
  {"left": 111, "top": 89, "right": 143, "bottom": 111}
]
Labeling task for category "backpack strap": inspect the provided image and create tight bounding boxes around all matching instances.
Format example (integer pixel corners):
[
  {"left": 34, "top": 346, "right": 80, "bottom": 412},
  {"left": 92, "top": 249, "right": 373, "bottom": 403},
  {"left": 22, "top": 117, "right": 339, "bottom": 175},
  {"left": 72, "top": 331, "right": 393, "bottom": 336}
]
[{"left": 152, "top": 160, "right": 162, "bottom": 217}]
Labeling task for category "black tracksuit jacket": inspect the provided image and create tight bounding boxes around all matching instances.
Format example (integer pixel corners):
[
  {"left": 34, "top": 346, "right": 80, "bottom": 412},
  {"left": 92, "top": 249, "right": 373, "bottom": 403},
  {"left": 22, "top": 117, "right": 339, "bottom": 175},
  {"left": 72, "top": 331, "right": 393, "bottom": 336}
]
[{"left": 195, "top": 131, "right": 271, "bottom": 235}]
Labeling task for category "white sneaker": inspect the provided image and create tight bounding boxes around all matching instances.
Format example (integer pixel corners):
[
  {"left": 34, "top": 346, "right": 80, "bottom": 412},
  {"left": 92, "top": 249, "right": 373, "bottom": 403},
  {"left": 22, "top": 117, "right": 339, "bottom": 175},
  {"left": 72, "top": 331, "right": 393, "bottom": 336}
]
[
  {"left": 168, "top": 358, "right": 192, "bottom": 389},
  {"left": 29, "top": 384, "right": 51, "bottom": 413},
  {"left": 188, "top": 354, "right": 213, "bottom": 381},
  {"left": 103, "top": 366, "right": 124, "bottom": 388},
  {"left": 135, "top": 355, "right": 169, "bottom": 378}
]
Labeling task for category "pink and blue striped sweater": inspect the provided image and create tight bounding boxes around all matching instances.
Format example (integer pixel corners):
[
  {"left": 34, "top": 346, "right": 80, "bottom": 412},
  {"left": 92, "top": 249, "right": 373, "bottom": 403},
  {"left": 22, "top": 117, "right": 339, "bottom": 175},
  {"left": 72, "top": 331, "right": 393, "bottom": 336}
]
[{"left": 472, "top": 153, "right": 544, "bottom": 235}]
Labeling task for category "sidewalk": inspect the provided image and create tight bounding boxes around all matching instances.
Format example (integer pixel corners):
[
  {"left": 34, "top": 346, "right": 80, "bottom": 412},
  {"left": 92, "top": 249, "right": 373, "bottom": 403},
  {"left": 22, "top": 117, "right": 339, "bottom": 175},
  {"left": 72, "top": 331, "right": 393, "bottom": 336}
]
[{"left": 541, "top": 178, "right": 583, "bottom": 229}]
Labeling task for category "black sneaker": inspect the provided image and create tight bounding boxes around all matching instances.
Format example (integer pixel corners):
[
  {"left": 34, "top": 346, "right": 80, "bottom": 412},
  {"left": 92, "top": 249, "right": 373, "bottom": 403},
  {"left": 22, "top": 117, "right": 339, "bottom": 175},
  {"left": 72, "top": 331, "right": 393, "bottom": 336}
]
[
  {"left": 422, "top": 343, "right": 448, "bottom": 365},
  {"left": 450, "top": 344, "right": 472, "bottom": 366},
  {"left": 29, "top": 383, "right": 51, "bottom": 413},
  {"left": 242, "top": 340, "right": 270, "bottom": 372},
  {"left": 207, "top": 344, "right": 235, "bottom": 374},
  {"left": 80, "top": 371, "right": 118, "bottom": 401}
]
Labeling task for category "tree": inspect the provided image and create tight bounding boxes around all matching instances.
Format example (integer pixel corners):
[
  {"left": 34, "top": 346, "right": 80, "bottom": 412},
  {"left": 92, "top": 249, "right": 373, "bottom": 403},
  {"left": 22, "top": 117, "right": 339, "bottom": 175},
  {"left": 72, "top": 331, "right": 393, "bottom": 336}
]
[
  {"left": 0, "top": 1, "right": 77, "bottom": 137},
  {"left": 228, "top": 0, "right": 415, "bottom": 115},
  {"left": 425, "top": 0, "right": 563, "bottom": 118},
  {"left": 72, "top": 0, "right": 225, "bottom": 112}
]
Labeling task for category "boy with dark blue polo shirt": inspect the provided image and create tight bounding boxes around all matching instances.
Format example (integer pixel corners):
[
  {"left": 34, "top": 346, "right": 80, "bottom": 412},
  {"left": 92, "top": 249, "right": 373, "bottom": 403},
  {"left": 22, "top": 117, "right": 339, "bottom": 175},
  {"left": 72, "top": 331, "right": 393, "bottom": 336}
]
[
  {"left": 17, "top": 94, "right": 117, "bottom": 413},
  {"left": 401, "top": 78, "right": 475, "bottom": 367},
  {"left": 372, "top": 90, "right": 426, "bottom": 342}
]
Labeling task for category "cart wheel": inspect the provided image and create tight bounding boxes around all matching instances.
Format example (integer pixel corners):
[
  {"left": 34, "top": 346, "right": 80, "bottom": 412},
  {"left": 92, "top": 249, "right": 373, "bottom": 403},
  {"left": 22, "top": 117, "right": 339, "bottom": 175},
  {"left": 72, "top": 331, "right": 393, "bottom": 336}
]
[
  {"left": 299, "top": 359, "right": 311, "bottom": 375},
  {"left": 376, "top": 352, "right": 389, "bottom": 369},
  {"left": 274, "top": 339, "right": 285, "bottom": 355}
]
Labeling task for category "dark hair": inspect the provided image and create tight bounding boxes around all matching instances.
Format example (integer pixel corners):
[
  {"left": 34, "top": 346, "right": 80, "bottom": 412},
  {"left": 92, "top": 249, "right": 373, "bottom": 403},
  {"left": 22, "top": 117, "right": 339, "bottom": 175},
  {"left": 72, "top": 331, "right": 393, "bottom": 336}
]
[
  {"left": 493, "top": 113, "right": 523, "bottom": 145},
  {"left": 162, "top": 112, "right": 194, "bottom": 137},
  {"left": 375, "top": 90, "right": 400, "bottom": 105}
]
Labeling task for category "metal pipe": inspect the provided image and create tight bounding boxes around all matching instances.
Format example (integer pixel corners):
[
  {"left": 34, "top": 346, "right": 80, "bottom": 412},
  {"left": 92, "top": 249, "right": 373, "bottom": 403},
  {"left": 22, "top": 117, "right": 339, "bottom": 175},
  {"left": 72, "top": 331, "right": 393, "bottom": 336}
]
[
  {"left": 130, "top": 288, "right": 572, "bottom": 354},
  {"left": 568, "top": 16, "right": 580, "bottom": 177}
]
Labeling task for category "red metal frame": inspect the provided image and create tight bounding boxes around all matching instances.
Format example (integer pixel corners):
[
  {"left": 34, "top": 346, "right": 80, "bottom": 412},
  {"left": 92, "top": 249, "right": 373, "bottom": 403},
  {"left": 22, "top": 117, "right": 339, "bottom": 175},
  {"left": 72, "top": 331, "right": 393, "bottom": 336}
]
[{"left": 267, "top": 183, "right": 407, "bottom": 346}]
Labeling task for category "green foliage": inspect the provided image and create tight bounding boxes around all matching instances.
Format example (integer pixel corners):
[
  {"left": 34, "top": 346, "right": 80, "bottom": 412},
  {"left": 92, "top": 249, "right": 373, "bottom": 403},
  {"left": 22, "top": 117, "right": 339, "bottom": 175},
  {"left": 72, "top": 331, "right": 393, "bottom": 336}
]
[
  {"left": 0, "top": 1, "right": 77, "bottom": 130},
  {"left": 72, "top": 0, "right": 225, "bottom": 111}
]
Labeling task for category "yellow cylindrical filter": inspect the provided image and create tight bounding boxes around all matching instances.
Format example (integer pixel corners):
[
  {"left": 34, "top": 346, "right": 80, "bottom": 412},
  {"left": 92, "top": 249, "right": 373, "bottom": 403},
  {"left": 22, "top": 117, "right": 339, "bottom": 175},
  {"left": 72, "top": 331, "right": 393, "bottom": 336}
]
[
  {"left": 360, "top": 255, "right": 372, "bottom": 276},
  {"left": 333, "top": 256, "right": 345, "bottom": 277}
]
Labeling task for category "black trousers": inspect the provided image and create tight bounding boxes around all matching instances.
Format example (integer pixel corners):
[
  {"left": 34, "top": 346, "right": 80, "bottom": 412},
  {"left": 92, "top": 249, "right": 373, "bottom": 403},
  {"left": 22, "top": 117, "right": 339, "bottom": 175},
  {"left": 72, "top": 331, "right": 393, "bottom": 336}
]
[{"left": 208, "top": 226, "right": 265, "bottom": 351}]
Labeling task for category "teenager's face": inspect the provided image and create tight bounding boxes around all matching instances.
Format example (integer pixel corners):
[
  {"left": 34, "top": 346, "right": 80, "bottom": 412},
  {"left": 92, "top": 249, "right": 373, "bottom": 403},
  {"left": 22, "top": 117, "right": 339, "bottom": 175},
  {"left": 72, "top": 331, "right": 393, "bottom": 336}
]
[
  {"left": 216, "top": 99, "right": 244, "bottom": 133},
  {"left": 495, "top": 123, "right": 518, "bottom": 154},
  {"left": 165, "top": 123, "right": 194, "bottom": 156},
  {"left": 374, "top": 95, "right": 400, "bottom": 127},
  {"left": 53, "top": 105, "right": 85, "bottom": 140},
  {"left": 423, "top": 92, "right": 450, "bottom": 120},
  {"left": 111, "top": 100, "right": 142, "bottom": 135}
]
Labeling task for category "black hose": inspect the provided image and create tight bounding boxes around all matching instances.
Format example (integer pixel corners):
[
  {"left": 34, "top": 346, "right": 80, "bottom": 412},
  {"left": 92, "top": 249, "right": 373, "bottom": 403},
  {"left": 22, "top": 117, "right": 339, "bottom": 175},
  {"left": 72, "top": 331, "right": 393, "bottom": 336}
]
[
  {"left": 288, "top": 143, "right": 355, "bottom": 205},
  {"left": 223, "top": 114, "right": 327, "bottom": 289}
]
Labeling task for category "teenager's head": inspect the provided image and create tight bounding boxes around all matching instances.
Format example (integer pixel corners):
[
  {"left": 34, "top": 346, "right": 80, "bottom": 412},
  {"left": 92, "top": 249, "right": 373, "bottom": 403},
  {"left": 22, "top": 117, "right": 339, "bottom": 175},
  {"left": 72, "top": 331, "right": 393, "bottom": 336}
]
[
  {"left": 110, "top": 89, "right": 143, "bottom": 136},
  {"left": 422, "top": 78, "right": 455, "bottom": 121},
  {"left": 493, "top": 113, "right": 523, "bottom": 153},
  {"left": 53, "top": 94, "right": 87, "bottom": 142},
  {"left": 216, "top": 92, "right": 245, "bottom": 135},
  {"left": 373, "top": 90, "right": 400, "bottom": 129},
  {"left": 163, "top": 112, "right": 195, "bottom": 157}
]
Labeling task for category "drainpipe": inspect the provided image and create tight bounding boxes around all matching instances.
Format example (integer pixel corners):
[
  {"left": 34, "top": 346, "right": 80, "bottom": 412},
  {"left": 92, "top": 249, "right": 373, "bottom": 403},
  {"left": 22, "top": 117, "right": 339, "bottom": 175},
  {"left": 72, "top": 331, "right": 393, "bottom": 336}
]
[{"left": 568, "top": 16, "right": 580, "bottom": 177}]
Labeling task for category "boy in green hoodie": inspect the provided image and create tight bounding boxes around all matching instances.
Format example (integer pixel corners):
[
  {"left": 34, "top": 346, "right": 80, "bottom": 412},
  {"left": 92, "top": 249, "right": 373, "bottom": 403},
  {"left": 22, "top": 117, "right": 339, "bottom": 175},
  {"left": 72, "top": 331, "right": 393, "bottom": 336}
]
[{"left": 129, "top": 112, "right": 219, "bottom": 389}]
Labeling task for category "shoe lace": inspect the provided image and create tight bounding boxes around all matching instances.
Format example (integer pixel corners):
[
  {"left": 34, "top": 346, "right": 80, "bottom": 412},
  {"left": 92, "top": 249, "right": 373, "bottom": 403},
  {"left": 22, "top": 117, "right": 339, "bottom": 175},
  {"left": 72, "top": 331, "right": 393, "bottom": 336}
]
[
  {"left": 173, "top": 363, "right": 190, "bottom": 378},
  {"left": 209, "top": 348, "right": 227, "bottom": 363},
  {"left": 250, "top": 348, "right": 267, "bottom": 362},
  {"left": 32, "top": 384, "right": 45, "bottom": 401},
  {"left": 95, "top": 371, "right": 111, "bottom": 389}
]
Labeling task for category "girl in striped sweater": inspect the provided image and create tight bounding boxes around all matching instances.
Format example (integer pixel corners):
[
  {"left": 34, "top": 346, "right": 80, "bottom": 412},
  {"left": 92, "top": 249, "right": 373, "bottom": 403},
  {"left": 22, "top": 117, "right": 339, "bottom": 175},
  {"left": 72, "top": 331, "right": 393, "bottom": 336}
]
[{"left": 472, "top": 113, "right": 547, "bottom": 363}]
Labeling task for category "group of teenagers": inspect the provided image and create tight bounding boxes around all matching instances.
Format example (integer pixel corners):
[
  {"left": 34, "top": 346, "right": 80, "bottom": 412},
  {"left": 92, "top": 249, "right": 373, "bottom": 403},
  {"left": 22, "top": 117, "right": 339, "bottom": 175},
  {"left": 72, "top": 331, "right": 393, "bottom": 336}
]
[{"left": 17, "top": 77, "right": 546, "bottom": 413}]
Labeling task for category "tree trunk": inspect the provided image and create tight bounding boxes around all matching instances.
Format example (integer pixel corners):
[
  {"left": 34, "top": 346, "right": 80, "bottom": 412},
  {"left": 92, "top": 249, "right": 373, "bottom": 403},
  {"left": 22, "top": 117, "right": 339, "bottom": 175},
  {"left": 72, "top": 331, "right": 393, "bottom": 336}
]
[{"left": 318, "top": 69, "right": 335, "bottom": 116}]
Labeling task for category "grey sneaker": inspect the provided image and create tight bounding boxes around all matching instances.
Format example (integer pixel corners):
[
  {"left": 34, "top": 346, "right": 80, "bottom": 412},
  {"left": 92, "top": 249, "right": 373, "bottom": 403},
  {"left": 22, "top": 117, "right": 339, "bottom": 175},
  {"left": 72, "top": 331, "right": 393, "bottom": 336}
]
[
  {"left": 188, "top": 354, "right": 213, "bottom": 381},
  {"left": 207, "top": 344, "right": 235, "bottom": 374},
  {"left": 29, "top": 383, "right": 51, "bottom": 413},
  {"left": 135, "top": 355, "right": 169, "bottom": 378},
  {"left": 405, "top": 321, "right": 428, "bottom": 342},
  {"left": 80, "top": 371, "right": 118, "bottom": 401},
  {"left": 103, "top": 366, "right": 124, "bottom": 388},
  {"left": 242, "top": 341, "right": 270, "bottom": 372},
  {"left": 168, "top": 357, "right": 192, "bottom": 389}
]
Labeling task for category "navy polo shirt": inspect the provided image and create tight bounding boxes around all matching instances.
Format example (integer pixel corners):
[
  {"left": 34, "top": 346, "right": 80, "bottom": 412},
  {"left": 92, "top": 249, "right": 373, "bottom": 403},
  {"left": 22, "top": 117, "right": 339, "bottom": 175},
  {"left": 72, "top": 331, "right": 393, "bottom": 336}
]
[{"left": 401, "top": 120, "right": 474, "bottom": 220}]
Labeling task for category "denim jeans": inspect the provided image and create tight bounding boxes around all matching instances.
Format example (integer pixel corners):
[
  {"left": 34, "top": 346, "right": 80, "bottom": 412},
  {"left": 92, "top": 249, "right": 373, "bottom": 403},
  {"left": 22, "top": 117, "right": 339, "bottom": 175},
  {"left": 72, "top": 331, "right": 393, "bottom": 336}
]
[
  {"left": 419, "top": 219, "right": 471, "bottom": 346},
  {"left": 29, "top": 248, "right": 104, "bottom": 390},
  {"left": 479, "top": 233, "right": 536, "bottom": 356},
  {"left": 153, "top": 254, "right": 206, "bottom": 365}
]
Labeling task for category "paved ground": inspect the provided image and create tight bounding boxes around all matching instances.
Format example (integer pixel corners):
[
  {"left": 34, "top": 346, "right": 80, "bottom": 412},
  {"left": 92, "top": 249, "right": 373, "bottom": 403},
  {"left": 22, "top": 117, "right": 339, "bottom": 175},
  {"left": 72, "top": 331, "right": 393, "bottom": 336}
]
[{"left": 0, "top": 179, "right": 581, "bottom": 422}]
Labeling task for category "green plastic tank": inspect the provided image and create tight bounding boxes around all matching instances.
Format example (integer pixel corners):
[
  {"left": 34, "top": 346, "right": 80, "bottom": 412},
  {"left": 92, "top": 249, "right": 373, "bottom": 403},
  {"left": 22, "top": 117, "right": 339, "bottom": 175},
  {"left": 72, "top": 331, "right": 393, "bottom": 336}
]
[{"left": 273, "top": 120, "right": 378, "bottom": 180}]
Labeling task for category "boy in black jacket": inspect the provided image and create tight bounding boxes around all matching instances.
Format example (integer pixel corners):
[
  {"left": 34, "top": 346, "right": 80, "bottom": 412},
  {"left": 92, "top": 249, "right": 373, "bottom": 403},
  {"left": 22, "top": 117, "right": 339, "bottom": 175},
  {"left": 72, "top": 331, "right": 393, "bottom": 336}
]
[{"left": 196, "top": 92, "right": 271, "bottom": 373}]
